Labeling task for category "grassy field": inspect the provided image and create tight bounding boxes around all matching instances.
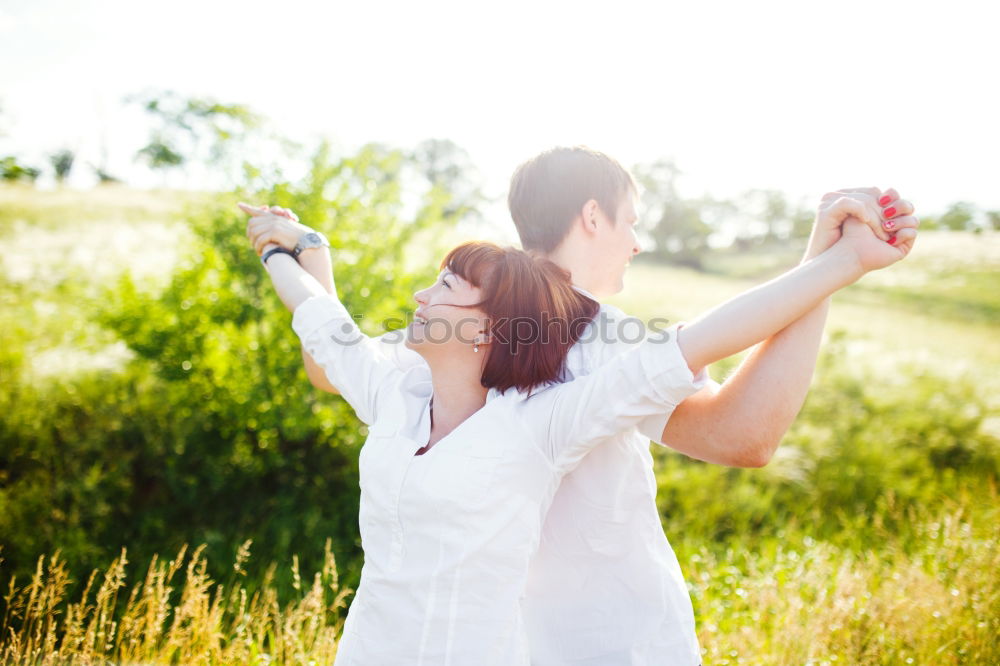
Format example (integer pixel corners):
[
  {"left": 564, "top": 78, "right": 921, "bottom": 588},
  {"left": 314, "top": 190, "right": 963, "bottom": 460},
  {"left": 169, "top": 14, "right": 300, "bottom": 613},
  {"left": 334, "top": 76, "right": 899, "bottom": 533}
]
[{"left": 2, "top": 187, "right": 998, "bottom": 664}]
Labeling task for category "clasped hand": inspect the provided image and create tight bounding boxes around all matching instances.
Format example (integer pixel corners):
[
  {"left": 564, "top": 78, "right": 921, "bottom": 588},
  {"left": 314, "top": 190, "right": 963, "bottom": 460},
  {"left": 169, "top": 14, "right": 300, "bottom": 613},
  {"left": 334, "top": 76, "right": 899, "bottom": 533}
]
[
  {"left": 238, "top": 202, "right": 314, "bottom": 257},
  {"left": 810, "top": 187, "right": 919, "bottom": 274}
]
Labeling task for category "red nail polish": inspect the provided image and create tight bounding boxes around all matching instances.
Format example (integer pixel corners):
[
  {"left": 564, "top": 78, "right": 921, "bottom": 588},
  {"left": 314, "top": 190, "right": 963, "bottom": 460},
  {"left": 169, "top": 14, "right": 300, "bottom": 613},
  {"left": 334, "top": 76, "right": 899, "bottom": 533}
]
[
  {"left": 887, "top": 236, "right": 897, "bottom": 245},
  {"left": 884, "top": 207, "right": 897, "bottom": 218},
  {"left": 878, "top": 195, "right": 891, "bottom": 206}
]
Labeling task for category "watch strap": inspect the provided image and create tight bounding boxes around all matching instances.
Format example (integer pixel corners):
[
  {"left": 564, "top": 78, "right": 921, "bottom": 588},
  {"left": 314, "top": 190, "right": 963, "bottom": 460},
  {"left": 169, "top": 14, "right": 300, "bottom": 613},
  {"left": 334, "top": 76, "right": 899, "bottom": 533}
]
[{"left": 261, "top": 246, "right": 296, "bottom": 266}]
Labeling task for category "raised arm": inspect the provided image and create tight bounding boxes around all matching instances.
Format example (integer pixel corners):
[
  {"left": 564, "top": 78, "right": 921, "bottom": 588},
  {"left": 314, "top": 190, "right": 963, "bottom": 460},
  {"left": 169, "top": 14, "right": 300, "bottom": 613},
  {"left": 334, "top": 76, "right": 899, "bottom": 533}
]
[
  {"left": 242, "top": 203, "right": 401, "bottom": 424},
  {"left": 240, "top": 202, "right": 345, "bottom": 393},
  {"left": 241, "top": 203, "right": 422, "bottom": 394},
  {"left": 257, "top": 241, "right": 329, "bottom": 311},
  {"left": 655, "top": 189, "right": 918, "bottom": 467},
  {"left": 544, "top": 211, "right": 916, "bottom": 473},
  {"left": 295, "top": 247, "right": 343, "bottom": 393}
]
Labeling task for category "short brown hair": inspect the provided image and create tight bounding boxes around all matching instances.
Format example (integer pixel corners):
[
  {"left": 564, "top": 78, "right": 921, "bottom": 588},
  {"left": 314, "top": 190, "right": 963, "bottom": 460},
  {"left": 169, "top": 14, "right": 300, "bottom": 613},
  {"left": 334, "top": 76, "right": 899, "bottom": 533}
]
[
  {"left": 442, "top": 242, "right": 599, "bottom": 395},
  {"left": 507, "top": 146, "right": 637, "bottom": 253}
]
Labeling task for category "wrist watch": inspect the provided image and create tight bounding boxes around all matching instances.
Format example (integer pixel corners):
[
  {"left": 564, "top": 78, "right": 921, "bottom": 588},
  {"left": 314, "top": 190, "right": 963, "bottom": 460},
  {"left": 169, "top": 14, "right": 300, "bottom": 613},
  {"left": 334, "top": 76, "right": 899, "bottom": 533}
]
[{"left": 292, "top": 231, "right": 331, "bottom": 258}]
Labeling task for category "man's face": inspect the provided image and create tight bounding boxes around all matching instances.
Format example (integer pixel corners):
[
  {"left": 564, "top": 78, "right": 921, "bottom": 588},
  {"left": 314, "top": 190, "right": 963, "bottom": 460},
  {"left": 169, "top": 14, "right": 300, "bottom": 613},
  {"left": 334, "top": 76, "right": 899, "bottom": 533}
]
[{"left": 592, "top": 190, "right": 642, "bottom": 296}]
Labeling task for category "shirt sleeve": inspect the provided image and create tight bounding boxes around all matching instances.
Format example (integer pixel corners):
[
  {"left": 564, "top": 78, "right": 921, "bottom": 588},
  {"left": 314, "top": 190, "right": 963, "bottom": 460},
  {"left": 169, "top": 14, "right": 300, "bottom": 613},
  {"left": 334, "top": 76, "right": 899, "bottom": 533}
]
[
  {"left": 635, "top": 366, "right": 720, "bottom": 444},
  {"left": 292, "top": 293, "right": 402, "bottom": 425},
  {"left": 539, "top": 322, "right": 709, "bottom": 473},
  {"left": 573, "top": 308, "right": 716, "bottom": 445}
]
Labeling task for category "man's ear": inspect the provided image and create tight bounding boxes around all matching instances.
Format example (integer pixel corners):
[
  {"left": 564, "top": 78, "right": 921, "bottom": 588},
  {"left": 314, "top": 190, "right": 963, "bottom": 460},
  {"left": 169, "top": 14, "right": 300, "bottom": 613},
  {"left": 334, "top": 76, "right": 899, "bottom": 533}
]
[{"left": 580, "top": 199, "right": 601, "bottom": 235}]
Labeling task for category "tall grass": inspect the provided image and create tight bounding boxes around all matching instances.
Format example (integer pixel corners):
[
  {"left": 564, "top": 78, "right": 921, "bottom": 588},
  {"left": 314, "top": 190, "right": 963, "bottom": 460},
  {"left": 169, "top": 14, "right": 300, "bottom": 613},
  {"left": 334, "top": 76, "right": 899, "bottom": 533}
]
[
  {"left": 3, "top": 501, "right": 996, "bottom": 664},
  {"left": 0, "top": 540, "right": 349, "bottom": 664},
  {"left": 690, "top": 497, "right": 1000, "bottom": 665}
]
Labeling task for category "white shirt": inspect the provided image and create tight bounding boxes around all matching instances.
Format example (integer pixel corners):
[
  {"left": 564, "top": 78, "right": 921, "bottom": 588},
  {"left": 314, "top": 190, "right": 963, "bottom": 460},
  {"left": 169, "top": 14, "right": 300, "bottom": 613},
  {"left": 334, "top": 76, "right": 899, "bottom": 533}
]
[
  {"left": 292, "top": 292, "right": 708, "bottom": 666},
  {"left": 382, "top": 298, "right": 720, "bottom": 665},
  {"left": 526, "top": 303, "right": 719, "bottom": 666}
]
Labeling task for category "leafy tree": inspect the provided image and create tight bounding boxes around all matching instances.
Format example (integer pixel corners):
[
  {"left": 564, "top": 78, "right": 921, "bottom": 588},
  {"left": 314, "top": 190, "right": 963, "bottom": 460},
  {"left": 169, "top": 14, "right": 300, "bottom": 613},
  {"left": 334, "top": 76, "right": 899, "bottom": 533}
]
[
  {"left": 130, "top": 90, "right": 262, "bottom": 183},
  {"left": 49, "top": 149, "right": 75, "bottom": 183},
  {"left": 733, "top": 189, "right": 814, "bottom": 244},
  {"left": 134, "top": 139, "right": 183, "bottom": 171},
  {"left": 632, "top": 159, "right": 711, "bottom": 269},
  {"left": 89, "top": 162, "right": 122, "bottom": 184},
  {"left": 742, "top": 189, "right": 791, "bottom": 243},
  {"left": 790, "top": 204, "right": 815, "bottom": 240},
  {"left": 0, "top": 156, "right": 41, "bottom": 183},
  {"left": 939, "top": 201, "right": 975, "bottom": 230},
  {"left": 986, "top": 210, "right": 1000, "bottom": 231},
  {"left": 411, "top": 138, "right": 485, "bottom": 220}
]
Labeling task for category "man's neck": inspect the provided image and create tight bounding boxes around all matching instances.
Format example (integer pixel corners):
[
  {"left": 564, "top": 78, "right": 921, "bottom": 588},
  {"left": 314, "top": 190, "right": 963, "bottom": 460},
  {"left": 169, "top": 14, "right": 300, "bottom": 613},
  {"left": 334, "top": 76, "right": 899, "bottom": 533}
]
[{"left": 543, "top": 244, "right": 604, "bottom": 300}]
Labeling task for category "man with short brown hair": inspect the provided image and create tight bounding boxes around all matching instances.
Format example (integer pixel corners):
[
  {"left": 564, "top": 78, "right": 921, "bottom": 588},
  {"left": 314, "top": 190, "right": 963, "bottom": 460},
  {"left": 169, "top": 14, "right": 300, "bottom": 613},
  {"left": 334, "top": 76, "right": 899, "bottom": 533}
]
[{"left": 506, "top": 145, "right": 912, "bottom": 664}]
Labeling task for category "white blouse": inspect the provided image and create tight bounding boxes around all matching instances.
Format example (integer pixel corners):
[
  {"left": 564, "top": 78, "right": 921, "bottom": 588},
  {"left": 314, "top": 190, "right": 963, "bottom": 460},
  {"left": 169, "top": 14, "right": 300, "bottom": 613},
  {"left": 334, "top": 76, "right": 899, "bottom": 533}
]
[{"left": 292, "top": 293, "right": 708, "bottom": 665}]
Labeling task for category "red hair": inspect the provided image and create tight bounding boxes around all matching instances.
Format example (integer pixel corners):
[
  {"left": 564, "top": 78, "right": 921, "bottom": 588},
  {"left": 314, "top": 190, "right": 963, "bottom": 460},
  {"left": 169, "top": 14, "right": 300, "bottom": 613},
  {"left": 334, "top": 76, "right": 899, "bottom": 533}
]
[{"left": 441, "top": 242, "right": 599, "bottom": 395}]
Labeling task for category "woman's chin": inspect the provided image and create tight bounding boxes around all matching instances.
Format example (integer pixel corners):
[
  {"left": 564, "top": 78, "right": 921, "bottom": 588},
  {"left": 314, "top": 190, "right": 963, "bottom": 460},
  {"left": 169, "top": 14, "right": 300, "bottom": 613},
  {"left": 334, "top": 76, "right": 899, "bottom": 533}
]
[{"left": 404, "top": 336, "right": 429, "bottom": 357}]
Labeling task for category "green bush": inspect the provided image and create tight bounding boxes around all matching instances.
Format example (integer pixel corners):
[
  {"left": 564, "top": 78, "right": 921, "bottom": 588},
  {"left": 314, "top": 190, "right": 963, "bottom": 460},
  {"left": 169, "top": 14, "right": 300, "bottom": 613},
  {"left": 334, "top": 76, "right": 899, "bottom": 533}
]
[
  {"left": 0, "top": 156, "right": 41, "bottom": 183},
  {"left": 0, "top": 142, "right": 466, "bottom": 597},
  {"left": 655, "top": 329, "right": 1000, "bottom": 552}
]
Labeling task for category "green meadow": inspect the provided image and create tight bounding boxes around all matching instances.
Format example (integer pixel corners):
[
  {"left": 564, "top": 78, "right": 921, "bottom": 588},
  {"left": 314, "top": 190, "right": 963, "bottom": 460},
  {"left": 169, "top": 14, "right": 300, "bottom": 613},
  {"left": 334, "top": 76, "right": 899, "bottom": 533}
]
[{"left": 1, "top": 183, "right": 998, "bottom": 664}]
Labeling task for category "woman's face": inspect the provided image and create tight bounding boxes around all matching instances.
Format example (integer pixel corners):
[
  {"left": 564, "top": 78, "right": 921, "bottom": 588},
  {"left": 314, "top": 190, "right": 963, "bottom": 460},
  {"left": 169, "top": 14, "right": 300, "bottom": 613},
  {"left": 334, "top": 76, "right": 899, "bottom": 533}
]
[{"left": 407, "top": 268, "right": 489, "bottom": 358}]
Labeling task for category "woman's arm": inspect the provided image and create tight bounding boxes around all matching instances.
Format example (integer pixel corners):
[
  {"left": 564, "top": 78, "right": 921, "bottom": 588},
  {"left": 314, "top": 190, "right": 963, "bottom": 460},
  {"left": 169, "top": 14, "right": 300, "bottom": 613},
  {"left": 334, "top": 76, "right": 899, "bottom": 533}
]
[
  {"left": 239, "top": 203, "right": 342, "bottom": 393},
  {"left": 542, "top": 218, "right": 916, "bottom": 472},
  {"left": 654, "top": 188, "right": 918, "bottom": 467},
  {"left": 675, "top": 240, "right": 861, "bottom": 376},
  {"left": 243, "top": 203, "right": 425, "bottom": 392},
  {"left": 675, "top": 215, "right": 913, "bottom": 375},
  {"left": 259, "top": 244, "right": 329, "bottom": 311},
  {"left": 257, "top": 240, "right": 400, "bottom": 425},
  {"left": 295, "top": 246, "right": 342, "bottom": 394},
  {"left": 538, "top": 248, "right": 851, "bottom": 473}
]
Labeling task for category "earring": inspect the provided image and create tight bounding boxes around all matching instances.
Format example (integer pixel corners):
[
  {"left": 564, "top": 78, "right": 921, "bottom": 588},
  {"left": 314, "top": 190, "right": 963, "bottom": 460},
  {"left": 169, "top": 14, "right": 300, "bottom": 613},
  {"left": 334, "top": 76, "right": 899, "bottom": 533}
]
[{"left": 473, "top": 343, "right": 480, "bottom": 353}]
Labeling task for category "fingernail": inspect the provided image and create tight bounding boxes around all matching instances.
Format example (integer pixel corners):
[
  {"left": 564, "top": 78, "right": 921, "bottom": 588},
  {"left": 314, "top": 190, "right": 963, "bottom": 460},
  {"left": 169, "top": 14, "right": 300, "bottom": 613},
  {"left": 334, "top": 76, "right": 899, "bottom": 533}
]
[
  {"left": 878, "top": 195, "right": 891, "bottom": 206},
  {"left": 887, "top": 236, "right": 897, "bottom": 245},
  {"left": 884, "top": 207, "right": 897, "bottom": 218},
  {"left": 884, "top": 220, "right": 895, "bottom": 230}
]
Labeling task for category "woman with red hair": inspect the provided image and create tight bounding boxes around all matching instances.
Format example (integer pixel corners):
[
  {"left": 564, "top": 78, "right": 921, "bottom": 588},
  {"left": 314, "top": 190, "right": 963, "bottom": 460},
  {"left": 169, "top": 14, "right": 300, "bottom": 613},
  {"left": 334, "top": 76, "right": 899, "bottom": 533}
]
[{"left": 242, "top": 203, "right": 913, "bottom": 665}]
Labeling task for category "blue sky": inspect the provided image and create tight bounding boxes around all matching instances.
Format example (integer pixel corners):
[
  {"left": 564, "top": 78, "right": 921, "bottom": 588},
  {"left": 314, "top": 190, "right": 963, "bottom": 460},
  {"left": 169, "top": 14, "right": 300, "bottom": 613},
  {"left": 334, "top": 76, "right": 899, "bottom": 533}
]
[{"left": 2, "top": 0, "right": 998, "bottom": 215}]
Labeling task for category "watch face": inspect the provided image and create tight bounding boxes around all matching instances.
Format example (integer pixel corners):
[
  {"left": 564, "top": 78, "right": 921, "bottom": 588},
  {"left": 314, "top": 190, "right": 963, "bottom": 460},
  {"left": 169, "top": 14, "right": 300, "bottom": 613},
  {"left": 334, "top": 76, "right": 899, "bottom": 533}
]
[{"left": 295, "top": 232, "right": 328, "bottom": 256}]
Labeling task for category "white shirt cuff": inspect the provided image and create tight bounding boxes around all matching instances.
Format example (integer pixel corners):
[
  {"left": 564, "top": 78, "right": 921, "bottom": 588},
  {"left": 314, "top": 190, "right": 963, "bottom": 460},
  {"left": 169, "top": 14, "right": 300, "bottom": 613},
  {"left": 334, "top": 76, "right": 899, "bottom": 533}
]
[{"left": 638, "top": 321, "right": 710, "bottom": 406}]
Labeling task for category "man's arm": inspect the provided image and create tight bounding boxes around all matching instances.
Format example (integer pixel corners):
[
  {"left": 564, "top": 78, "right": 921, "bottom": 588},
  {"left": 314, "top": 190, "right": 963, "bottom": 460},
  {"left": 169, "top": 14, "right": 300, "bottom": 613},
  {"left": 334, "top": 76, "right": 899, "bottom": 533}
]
[
  {"left": 657, "top": 292, "right": 830, "bottom": 467},
  {"left": 656, "top": 189, "right": 918, "bottom": 468}
]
